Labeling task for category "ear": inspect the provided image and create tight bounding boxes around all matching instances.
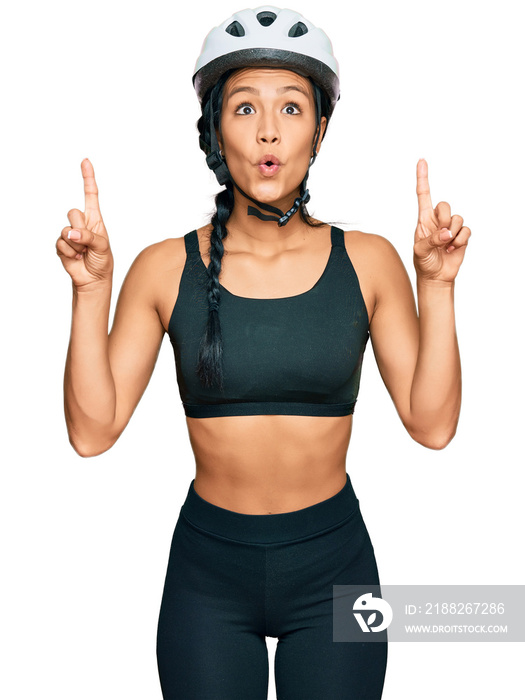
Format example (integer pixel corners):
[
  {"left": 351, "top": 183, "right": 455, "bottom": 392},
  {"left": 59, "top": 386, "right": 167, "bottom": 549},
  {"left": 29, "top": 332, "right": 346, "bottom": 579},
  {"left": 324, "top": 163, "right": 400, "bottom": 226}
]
[
  {"left": 215, "top": 128, "right": 225, "bottom": 157},
  {"left": 314, "top": 116, "right": 328, "bottom": 156}
]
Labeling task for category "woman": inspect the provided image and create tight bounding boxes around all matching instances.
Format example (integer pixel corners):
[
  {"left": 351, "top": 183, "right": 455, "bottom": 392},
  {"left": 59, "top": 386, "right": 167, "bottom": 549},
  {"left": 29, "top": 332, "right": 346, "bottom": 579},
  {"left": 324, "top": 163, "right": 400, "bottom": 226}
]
[{"left": 56, "top": 7, "right": 470, "bottom": 699}]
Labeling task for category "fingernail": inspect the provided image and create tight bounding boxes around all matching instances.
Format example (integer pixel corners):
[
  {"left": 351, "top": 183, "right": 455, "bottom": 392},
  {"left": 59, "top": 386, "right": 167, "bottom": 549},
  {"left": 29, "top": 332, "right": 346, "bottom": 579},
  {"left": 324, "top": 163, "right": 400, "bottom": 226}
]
[
  {"left": 440, "top": 228, "right": 453, "bottom": 241},
  {"left": 68, "top": 229, "right": 81, "bottom": 241}
]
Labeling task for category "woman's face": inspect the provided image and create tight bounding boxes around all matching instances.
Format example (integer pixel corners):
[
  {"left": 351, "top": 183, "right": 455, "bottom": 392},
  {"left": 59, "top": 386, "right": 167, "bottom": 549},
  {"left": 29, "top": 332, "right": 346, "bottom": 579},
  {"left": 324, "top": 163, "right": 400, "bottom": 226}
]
[{"left": 219, "top": 67, "right": 327, "bottom": 208}]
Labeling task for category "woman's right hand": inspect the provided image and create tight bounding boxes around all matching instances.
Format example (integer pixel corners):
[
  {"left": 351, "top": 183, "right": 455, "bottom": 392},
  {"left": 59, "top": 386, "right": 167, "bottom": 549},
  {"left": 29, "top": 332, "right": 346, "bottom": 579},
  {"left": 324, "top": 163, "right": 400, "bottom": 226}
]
[{"left": 56, "top": 158, "right": 114, "bottom": 290}]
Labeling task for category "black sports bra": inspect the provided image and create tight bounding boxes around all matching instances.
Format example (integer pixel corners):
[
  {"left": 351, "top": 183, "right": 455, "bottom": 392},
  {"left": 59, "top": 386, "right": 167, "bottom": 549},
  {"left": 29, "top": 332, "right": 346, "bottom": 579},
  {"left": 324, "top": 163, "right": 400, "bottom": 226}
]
[{"left": 167, "top": 226, "right": 370, "bottom": 418}]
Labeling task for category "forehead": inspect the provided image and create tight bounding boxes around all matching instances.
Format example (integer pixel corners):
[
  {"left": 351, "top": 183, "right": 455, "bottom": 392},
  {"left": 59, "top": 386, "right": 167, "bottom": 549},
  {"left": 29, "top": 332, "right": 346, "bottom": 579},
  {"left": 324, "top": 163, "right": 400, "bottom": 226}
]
[{"left": 224, "top": 67, "right": 313, "bottom": 98}]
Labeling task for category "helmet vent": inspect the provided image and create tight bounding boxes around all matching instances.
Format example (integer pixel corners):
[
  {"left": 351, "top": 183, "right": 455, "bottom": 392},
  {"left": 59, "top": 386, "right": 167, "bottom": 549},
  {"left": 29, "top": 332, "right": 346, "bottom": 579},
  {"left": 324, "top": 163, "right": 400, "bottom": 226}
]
[
  {"left": 256, "top": 11, "right": 277, "bottom": 27},
  {"left": 288, "top": 22, "right": 308, "bottom": 38},
  {"left": 225, "top": 20, "right": 245, "bottom": 37}
]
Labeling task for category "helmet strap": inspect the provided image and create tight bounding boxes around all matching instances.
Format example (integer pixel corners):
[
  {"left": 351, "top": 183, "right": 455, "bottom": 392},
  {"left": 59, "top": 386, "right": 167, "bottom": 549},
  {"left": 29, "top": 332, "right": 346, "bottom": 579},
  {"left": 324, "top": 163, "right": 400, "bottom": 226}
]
[{"left": 227, "top": 176, "right": 310, "bottom": 227}]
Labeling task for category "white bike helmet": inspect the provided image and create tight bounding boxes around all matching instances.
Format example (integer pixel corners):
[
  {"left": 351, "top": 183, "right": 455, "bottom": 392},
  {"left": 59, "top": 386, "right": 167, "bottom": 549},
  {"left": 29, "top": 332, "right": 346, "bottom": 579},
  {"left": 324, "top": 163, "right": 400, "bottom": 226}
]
[{"left": 193, "top": 6, "right": 340, "bottom": 117}]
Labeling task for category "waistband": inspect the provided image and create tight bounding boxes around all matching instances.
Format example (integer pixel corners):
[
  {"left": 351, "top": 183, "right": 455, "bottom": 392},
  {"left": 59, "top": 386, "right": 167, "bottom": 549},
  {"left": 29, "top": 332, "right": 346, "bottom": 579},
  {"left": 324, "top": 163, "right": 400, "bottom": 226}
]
[{"left": 180, "top": 472, "right": 360, "bottom": 544}]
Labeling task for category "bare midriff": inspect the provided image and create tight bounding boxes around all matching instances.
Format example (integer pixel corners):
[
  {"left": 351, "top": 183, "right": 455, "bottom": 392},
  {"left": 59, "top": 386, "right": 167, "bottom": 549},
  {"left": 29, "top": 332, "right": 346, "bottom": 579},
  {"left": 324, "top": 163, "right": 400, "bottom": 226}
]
[{"left": 187, "top": 413, "right": 353, "bottom": 514}]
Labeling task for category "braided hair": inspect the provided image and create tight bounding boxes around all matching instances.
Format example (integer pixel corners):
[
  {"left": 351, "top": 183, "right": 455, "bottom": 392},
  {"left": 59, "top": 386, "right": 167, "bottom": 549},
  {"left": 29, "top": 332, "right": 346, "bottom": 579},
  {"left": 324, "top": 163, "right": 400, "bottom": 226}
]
[{"left": 196, "top": 69, "right": 331, "bottom": 390}]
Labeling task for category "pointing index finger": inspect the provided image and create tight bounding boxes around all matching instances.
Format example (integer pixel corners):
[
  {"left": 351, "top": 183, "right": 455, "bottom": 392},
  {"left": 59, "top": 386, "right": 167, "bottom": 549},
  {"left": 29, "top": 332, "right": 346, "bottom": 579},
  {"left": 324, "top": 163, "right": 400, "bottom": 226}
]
[
  {"left": 81, "top": 158, "right": 101, "bottom": 214},
  {"left": 416, "top": 158, "right": 433, "bottom": 219}
]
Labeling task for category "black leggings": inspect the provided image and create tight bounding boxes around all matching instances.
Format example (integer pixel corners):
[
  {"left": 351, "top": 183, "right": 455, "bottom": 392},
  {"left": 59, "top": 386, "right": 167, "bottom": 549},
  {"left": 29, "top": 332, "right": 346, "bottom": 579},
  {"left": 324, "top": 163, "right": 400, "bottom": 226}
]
[{"left": 156, "top": 473, "right": 388, "bottom": 699}]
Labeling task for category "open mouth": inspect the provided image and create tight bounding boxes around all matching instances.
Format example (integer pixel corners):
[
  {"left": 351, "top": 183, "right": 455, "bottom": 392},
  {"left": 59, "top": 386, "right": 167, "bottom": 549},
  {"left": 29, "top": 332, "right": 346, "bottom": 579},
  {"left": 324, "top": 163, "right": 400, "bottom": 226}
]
[
  {"left": 258, "top": 155, "right": 281, "bottom": 176},
  {"left": 259, "top": 154, "right": 280, "bottom": 166}
]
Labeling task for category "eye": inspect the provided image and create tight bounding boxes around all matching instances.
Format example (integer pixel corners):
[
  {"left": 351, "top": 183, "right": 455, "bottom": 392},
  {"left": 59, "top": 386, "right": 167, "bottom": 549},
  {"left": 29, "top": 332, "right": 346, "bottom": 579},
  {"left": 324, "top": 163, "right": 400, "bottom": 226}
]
[
  {"left": 282, "top": 103, "right": 301, "bottom": 115},
  {"left": 235, "top": 103, "right": 255, "bottom": 115}
]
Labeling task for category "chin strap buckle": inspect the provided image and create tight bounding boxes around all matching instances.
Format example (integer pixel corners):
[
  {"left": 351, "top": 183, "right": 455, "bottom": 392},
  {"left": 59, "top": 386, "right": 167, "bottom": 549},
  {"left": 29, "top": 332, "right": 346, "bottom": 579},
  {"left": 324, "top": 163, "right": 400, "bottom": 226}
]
[{"left": 277, "top": 190, "right": 311, "bottom": 227}]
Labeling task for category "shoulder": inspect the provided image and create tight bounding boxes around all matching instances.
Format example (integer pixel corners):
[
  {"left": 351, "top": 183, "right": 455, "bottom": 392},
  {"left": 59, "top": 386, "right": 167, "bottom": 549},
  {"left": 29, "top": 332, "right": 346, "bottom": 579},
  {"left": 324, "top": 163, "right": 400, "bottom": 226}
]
[
  {"left": 132, "top": 235, "right": 187, "bottom": 270},
  {"left": 126, "top": 234, "right": 197, "bottom": 288},
  {"left": 117, "top": 233, "right": 198, "bottom": 330},
  {"left": 340, "top": 228, "right": 410, "bottom": 322},
  {"left": 342, "top": 228, "right": 406, "bottom": 277},
  {"left": 120, "top": 235, "right": 189, "bottom": 307},
  {"left": 342, "top": 228, "right": 400, "bottom": 261}
]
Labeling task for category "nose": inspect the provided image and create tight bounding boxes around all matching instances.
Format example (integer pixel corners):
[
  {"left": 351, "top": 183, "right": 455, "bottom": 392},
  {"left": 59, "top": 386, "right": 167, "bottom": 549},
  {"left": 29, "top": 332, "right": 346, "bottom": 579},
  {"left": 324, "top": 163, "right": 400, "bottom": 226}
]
[{"left": 256, "top": 111, "right": 280, "bottom": 145}]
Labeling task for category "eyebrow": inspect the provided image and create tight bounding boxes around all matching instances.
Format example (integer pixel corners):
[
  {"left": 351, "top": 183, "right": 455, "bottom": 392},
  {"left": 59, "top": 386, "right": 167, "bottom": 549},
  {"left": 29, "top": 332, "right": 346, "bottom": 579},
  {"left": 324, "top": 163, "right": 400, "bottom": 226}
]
[{"left": 226, "top": 84, "right": 311, "bottom": 100}]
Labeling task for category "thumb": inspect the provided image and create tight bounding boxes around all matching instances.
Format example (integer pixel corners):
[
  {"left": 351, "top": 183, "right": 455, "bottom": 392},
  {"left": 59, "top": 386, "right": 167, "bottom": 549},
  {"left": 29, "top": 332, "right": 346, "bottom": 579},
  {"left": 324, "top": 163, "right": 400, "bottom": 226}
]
[
  {"left": 67, "top": 225, "right": 110, "bottom": 254},
  {"left": 67, "top": 207, "right": 86, "bottom": 232},
  {"left": 417, "top": 223, "right": 453, "bottom": 248},
  {"left": 431, "top": 227, "right": 454, "bottom": 247}
]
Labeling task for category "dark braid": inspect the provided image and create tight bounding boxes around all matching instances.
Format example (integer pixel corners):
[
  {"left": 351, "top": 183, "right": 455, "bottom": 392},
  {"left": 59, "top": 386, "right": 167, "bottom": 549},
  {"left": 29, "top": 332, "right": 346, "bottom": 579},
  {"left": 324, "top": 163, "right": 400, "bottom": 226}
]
[
  {"left": 195, "top": 72, "right": 235, "bottom": 389},
  {"left": 195, "top": 184, "right": 234, "bottom": 389},
  {"left": 195, "top": 71, "right": 332, "bottom": 389}
]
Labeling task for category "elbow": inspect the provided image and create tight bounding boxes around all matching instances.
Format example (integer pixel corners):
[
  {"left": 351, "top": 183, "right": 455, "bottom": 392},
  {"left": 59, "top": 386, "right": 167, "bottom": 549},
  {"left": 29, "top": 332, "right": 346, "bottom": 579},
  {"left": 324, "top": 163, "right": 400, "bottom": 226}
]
[
  {"left": 414, "top": 432, "right": 455, "bottom": 451},
  {"left": 70, "top": 441, "right": 113, "bottom": 458},
  {"left": 407, "top": 422, "right": 458, "bottom": 451},
  {"left": 68, "top": 427, "right": 119, "bottom": 458}
]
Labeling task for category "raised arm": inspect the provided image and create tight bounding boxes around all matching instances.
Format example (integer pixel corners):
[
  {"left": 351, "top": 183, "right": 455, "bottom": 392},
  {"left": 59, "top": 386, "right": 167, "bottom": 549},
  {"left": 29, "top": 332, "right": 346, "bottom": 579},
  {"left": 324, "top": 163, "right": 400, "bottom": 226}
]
[
  {"left": 366, "top": 159, "right": 471, "bottom": 449},
  {"left": 56, "top": 159, "right": 168, "bottom": 457}
]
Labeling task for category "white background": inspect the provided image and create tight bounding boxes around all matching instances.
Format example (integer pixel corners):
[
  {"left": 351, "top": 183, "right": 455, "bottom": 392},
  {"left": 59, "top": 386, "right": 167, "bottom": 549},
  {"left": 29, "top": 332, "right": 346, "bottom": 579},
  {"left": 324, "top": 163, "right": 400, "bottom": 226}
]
[{"left": 1, "top": 0, "right": 524, "bottom": 697}]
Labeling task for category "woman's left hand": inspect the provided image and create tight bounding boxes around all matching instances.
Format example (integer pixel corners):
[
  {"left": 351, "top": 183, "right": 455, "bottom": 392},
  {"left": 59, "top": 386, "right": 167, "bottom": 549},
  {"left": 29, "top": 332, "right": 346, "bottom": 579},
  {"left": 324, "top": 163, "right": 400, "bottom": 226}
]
[{"left": 413, "top": 158, "right": 471, "bottom": 284}]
